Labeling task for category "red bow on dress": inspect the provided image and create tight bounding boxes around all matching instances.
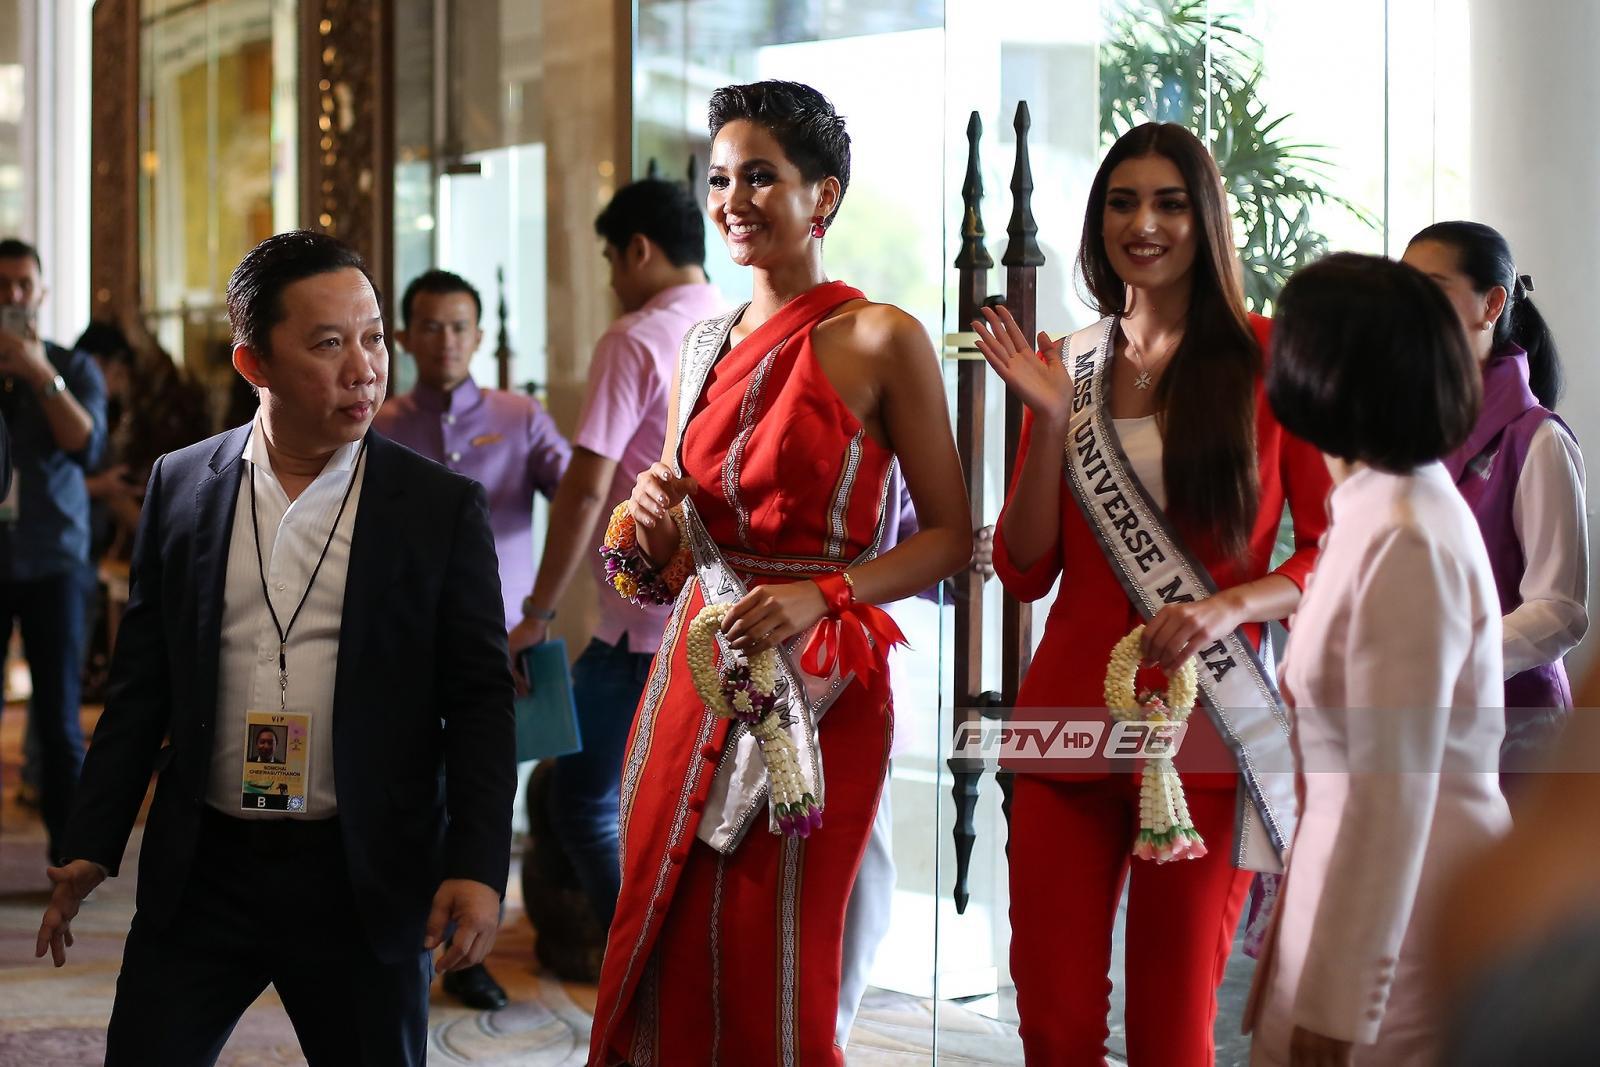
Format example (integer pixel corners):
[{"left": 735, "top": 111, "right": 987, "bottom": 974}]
[{"left": 801, "top": 604, "right": 908, "bottom": 682}]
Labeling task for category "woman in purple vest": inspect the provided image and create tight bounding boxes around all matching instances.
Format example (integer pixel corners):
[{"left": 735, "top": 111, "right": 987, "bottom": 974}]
[{"left": 1403, "top": 221, "right": 1588, "bottom": 799}]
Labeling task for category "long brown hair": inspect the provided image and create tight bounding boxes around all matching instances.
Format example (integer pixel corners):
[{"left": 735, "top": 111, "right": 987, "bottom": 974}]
[{"left": 1077, "top": 123, "right": 1260, "bottom": 561}]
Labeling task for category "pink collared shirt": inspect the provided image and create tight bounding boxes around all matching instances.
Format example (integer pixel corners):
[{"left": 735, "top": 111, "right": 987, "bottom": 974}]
[{"left": 575, "top": 282, "right": 727, "bottom": 654}]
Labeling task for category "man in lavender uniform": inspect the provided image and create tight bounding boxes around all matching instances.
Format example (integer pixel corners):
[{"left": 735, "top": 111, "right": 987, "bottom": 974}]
[
  {"left": 375, "top": 268, "right": 570, "bottom": 1008},
  {"left": 510, "top": 178, "right": 725, "bottom": 930}
]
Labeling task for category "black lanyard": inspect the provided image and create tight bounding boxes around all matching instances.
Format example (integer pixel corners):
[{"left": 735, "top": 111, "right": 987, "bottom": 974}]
[{"left": 249, "top": 440, "right": 367, "bottom": 711}]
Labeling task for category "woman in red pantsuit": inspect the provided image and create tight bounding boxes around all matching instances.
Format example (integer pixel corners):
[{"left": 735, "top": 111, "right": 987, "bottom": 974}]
[
  {"left": 587, "top": 81, "right": 970, "bottom": 1066},
  {"left": 971, "top": 123, "right": 1331, "bottom": 1066}
]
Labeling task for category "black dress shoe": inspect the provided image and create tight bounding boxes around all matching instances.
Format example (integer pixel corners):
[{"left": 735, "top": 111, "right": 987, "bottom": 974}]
[{"left": 442, "top": 963, "right": 509, "bottom": 1011}]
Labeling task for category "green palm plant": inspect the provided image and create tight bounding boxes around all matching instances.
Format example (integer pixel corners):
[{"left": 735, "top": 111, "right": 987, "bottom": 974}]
[{"left": 1099, "top": 0, "right": 1375, "bottom": 310}]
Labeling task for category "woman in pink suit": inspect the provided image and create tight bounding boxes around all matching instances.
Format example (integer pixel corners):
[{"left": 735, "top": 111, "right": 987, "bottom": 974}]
[{"left": 1244, "top": 254, "right": 1511, "bottom": 1065}]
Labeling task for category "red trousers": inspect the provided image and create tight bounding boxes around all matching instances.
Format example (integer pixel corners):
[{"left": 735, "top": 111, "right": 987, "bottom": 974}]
[{"left": 1009, "top": 774, "right": 1251, "bottom": 1066}]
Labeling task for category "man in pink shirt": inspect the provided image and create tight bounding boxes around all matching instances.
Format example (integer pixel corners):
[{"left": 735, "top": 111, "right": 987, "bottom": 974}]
[{"left": 511, "top": 179, "right": 724, "bottom": 928}]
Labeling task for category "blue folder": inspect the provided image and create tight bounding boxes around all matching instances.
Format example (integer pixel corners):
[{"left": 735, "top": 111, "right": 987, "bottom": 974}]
[{"left": 514, "top": 639, "right": 582, "bottom": 761}]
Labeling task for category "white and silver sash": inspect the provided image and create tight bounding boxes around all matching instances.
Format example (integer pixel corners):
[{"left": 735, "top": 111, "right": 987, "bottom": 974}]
[
  {"left": 670, "top": 307, "right": 895, "bottom": 854},
  {"left": 1060, "top": 317, "right": 1295, "bottom": 873}
]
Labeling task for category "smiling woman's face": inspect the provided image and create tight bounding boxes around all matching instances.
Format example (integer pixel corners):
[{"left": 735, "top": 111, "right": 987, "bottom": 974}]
[
  {"left": 706, "top": 119, "right": 836, "bottom": 270},
  {"left": 1100, "top": 152, "right": 1198, "bottom": 296}
]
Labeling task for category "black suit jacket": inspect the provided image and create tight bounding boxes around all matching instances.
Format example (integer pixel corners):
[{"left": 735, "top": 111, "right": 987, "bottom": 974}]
[{"left": 64, "top": 425, "right": 516, "bottom": 963}]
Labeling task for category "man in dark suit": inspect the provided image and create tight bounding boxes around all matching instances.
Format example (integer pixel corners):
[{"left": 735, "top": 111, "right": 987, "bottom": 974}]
[{"left": 34, "top": 231, "right": 516, "bottom": 1066}]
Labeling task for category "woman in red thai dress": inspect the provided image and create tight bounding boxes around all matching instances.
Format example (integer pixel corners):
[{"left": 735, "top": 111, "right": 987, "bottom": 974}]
[
  {"left": 587, "top": 81, "right": 971, "bottom": 1067},
  {"left": 971, "top": 123, "right": 1332, "bottom": 1065}
]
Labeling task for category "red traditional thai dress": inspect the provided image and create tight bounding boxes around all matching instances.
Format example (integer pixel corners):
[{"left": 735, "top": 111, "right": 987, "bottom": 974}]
[{"left": 589, "top": 281, "right": 896, "bottom": 1067}]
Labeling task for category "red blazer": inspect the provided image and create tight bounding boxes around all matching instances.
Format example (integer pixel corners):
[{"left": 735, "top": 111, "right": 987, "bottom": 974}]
[{"left": 992, "top": 315, "right": 1331, "bottom": 784}]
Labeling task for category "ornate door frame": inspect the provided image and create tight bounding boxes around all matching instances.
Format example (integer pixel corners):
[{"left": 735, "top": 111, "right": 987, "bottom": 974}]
[
  {"left": 299, "top": 0, "right": 393, "bottom": 302},
  {"left": 89, "top": 0, "right": 394, "bottom": 321}
]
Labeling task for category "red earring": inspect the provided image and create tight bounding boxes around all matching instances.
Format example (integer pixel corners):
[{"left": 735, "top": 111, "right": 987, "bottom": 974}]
[{"left": 810, "top": 216, "right": 826, "bottom": 239}]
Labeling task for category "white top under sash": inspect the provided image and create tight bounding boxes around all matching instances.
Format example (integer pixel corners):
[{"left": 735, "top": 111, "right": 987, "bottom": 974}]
[{"left": 1113, "top": 415, "right": 1165, "bottom": 509}]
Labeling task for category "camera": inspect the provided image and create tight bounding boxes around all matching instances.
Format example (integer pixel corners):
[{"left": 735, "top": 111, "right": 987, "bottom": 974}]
[{"left": 0, "top": 305, "right": 30, "bottom": 337}]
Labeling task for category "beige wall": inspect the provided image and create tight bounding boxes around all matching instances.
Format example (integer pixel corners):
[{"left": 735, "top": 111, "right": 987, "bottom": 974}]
[
  {"left": 539, "top": 0, "right": 633, "bottom": 648},
  {"left": 541, "top": 0, "right": 631, "bottom": 417},
  {"left": 1469, "top": 0, "right": 1600, "bottom": 681}
]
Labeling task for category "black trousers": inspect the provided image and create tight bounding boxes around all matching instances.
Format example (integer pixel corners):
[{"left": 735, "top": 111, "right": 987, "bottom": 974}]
[{"left": 105, "top": 809, "right": 431, "bottom": 1066}]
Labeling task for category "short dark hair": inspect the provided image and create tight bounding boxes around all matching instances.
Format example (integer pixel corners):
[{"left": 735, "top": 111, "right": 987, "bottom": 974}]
[
  {"left": 73, "top": 321, "right": 136, "bottom": 367},
  {"left": 594, "top": 179, "right": 707, "bottom": 268},
  {"left": 708, "top": 80, "right": 851, "bottom": 223},
  {"left": 400, "top": 269, "right": 482, "bottom": 328},
  {"left": 226, "top": 231, "right": 375, "bottom": 358},
  {"left": 1268, "top": 253, "right": 1481, "bottom": 473},
  {"left": 0, "top": 237, "right": 42, "bottom": 270}
]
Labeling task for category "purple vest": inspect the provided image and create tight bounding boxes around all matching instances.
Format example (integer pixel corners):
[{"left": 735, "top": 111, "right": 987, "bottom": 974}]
[{"left": 1443, "top": 348, "right": 1573, "bottom": 765}]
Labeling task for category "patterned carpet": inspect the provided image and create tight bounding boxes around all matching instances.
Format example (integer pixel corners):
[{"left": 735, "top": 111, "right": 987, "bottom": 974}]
[{"left": 0, "top": 704, "right": 1023, "bottom": 1065}]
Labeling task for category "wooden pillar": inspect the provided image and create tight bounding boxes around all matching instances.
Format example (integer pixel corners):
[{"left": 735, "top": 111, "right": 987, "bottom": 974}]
[
  {"left": 1000, "top": 101, "right": 1043, "bottom": 706},
  {"left": 89, "top": 0, "right": 140, "bottom": 321},
  {"left": 948, "top": 112, "right": 995, "bottom": 915}
]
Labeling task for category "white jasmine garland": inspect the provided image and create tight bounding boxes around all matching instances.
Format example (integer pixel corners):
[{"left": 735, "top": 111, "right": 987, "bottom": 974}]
[
  {"left": 1104, "top": 624, "right": 1207, "bottom": 863},
  {"left": 687, "top": 603, "right": 823, "bottom": 837}
]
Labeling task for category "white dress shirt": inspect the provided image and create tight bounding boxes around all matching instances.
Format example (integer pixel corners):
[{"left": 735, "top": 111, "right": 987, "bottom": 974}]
[
  {"left": 206, "top": 421, "right": 367, "bottom": 818},
  {"left": 1505, "top": 419, "right": 1588, "bottom": 677}
]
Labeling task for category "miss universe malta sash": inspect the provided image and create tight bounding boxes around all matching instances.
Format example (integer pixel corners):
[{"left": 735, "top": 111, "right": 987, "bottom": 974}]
[
  {"left": 1061, "top": 317, "right": 1294, "bottom": 872},
  {"left": 671, "top": 306, "right": 895, "bottom": 854}
]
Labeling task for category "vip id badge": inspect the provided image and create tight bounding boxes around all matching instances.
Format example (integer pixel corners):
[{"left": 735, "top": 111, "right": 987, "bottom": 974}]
[{"left": 239, "top": 710, "right": 311, "bottom": 813}]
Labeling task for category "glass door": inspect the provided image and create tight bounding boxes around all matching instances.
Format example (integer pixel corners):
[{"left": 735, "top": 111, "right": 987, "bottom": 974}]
[{"left": 631, "top": 1, "right": 1470, "bottom": 1060}]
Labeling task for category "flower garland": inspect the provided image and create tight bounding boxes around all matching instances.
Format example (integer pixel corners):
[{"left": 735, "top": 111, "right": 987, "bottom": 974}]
[
  {"left": 599, "top": 501, "right": 694, "bottom": 606},
  {"left": 686, "top": 603, "right": 822, "bottom": 837},
  {"left": 1104, "top": 624, "right": 1206, "bottom": 863}
]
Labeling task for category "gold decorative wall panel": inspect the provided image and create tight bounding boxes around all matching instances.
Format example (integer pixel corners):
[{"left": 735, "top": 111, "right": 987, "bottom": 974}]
[{"left": 299, "top": 0, "right": 393, "bottom": 300}]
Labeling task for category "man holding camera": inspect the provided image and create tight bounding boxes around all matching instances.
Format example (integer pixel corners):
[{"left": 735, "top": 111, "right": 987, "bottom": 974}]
[{"left": 0, "top": 237, "right": 107, "bottom": 867}]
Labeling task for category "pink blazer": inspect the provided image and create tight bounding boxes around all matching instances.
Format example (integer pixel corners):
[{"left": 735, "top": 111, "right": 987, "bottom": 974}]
[{"left": 1245, "top": 463, "right": 1511, "bottom": 1064}]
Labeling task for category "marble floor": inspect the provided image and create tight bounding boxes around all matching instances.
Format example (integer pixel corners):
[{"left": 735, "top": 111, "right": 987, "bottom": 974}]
[
  {"left": 0, "top": 702, "right": 1032, "bottom": 1065},
  {"left": 0, "top": 696, "right": 1270, "bottom": 1065}
]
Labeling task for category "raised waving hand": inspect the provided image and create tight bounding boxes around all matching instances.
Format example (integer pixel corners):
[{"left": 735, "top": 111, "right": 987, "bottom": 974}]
[{"left": 970, "top": 304, "right": 1072, "bottom": 430}]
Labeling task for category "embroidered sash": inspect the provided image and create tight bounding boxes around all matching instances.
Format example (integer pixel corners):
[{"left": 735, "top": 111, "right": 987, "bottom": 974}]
[
  {"left": 1060, "top": 317, "right": 1295, "bottom": 872},
  {"left": 671, "top": 306, "right": 894, "bottom": 854}
]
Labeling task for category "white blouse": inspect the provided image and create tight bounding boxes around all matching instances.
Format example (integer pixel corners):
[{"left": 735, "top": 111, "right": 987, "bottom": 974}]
[{"left": 1505, "top": 419, "right": 1589, "bottom": 678}]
